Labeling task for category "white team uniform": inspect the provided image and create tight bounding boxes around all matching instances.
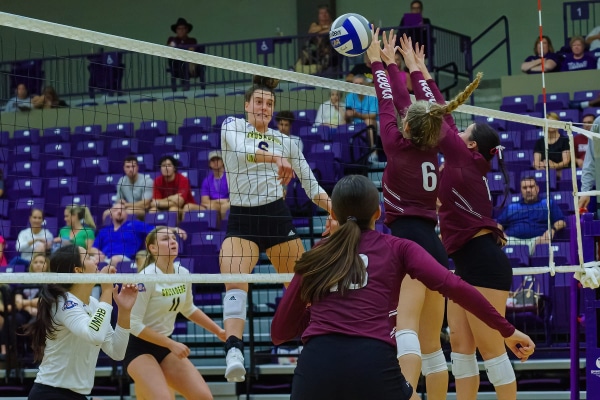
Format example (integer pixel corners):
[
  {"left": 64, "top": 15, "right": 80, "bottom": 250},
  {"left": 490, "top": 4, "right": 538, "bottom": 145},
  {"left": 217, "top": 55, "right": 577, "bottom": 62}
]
[
  {"left": 130, "top": 264, "right": 198, "bottom": 337},
  {"left": 34, "top": 293, "right": 129, "bottom": 394},
  {"left": 221, "top": 117, "right": 325, "bottom": 207}
]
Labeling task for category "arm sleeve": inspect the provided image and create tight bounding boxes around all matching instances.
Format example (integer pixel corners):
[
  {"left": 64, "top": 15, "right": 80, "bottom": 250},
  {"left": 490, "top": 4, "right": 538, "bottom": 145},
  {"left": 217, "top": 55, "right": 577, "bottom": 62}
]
[
  {"left": 314, "top": 104, "right": 325, "bottom": 126},
  {"left": 143, "top": 176, "right": 154, "bottom": 200},
  {"left": 581, "top": 142, "right": 596, "bottom": 192},
  {"left": 152, "top": 177, "right": 161, "bottom": 199},
  {"left": 200, "top": 177, "right": 210, "bottom": 197},
  {"left": 533, "top": 138, "right": 544, "bottom": 155},
  {"left": 549, "top": 201, "right": 565, "bottom": 225},
  {"left": 176, "top": 175, "right": 192, "bottom": 200},
  {"left": 55, "top": 300, "right": 115, "bottom": 346},
  {"left": 496, "top": 206, "right": 509, "bottom": 227},
  {"left": 85, "top": 227, "right": 96, "bottom": 242},
  {"left": 129, "top": 282, "right": 154, "bottom": 336},
  {"left": 16, "top": 230, "right": 33, "bottom": 255},
  {"left": 271, "top": 273, "right": 310, "bottom": 345},
  {"left": 100, "top": 325, "right": 131, "bottom": 361},
  {"left": 371, "top": 62, "right": 402, "bottom": 151},
  {"left": 398, "top": 240, "right": 516, "bottom": 337},
  {"left": 3, "top": 100, "right": 16, "bottom": 112},
  {"left": 180, "top": 282, "right": 199, "bottom": 318},
  {"left": 386, "top": 63, "right": 412, "bottom": 117}
]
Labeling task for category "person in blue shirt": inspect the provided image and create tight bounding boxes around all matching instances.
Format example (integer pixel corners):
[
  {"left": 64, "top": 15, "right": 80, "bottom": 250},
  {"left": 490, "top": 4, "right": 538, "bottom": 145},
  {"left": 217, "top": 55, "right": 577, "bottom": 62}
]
[
  {"left": 3, "top": 83, "right": 32, "bottom": 112},
  {"left": 345, "top": 74, "right": 379, "bottom": 161},
  {"left": 93, "top": 203, "right": 186, "bottom": 266},
  {"left": 496, "top": 177, "right": 566, "bottom": 255}
]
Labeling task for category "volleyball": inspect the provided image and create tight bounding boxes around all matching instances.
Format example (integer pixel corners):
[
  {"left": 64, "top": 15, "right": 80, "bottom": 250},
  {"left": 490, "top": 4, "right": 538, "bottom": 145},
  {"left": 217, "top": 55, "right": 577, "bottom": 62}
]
[{"left": 329, "top": 13, "right": 373, "bottom": 57}]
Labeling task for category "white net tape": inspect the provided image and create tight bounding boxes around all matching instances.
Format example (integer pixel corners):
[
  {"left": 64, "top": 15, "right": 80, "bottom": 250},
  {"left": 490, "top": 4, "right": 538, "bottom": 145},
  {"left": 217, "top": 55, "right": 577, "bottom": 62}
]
[{"left": 1, "top": 12, "right": 599, "bottom": 288}]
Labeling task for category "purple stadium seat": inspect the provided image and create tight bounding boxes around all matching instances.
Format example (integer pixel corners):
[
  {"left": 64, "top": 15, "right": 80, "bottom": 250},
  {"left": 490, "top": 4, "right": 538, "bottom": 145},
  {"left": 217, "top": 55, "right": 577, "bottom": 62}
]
[
  {"left": 170, "top": 152, "right": 191, "bottom": 169},
  {"left": 557, "top": 168, "right": 582, "bottom": 191},
  {"left": 11, "top": 129, "right": 40, "bottom": 146},
  {"left": 78, "top": 157, "right": 109, "bottom": 192},
  {"left": 0, "top": 148, "right": 9, "bottom": 163},
  {"left": 331, "top": 123, "right": 373, "bottom": 170},
  {"left": 105, "top": 122, "right": 134, "bottom": 138},
  {"left": 555, "top": 109, "right": 580, "bottom": 123},
  {"left": 175, "top": 257, "right": 195, "bottom": 273},
  {"left": 308, "top": 143, "right": 343, "bottom": 192},
  {"left": 298, "top": 126, "right": 329, "bottom": 158},
  {"left": 505, "top": 112, "right": 542, "bottom": 131},
  {"left": 549, "top": 191, "right": 575, "bottom": 214},
  {"left": 499, "top": 131, "right": 521, "bottom": 150},
  {"left": 193, "top": 150, "right": 214, "bottom": 171},
  {"left": 134, "top": 153, "right": 155, "bottom": 173},
  {"left": 45, "top": 158, "right": 75, "bottom": 178},
  {"left": 501, "top": 95, "right": 534, "bottom": 112},
  {"left": 474, "top": 116, "right": 507, "bottom": 131},
  {"left": 535, "top": 101, "right": 565, "bottom": 113},
  {"left": 115, "top": 261, "right": 138, "bottom": 274},
  {"left": 12, "top": 161, "right": 41, "bottom": 177},
  {"left": 486, "top": 171, "right": 516, "bottom": 194},
  {"left": 188, "top": 232, "right": 225, "bottom": 273},
  {"left": 182, "top": 116, "right": 212, "bottom": 133},
  {"left": 145, "top": 211, "right": 178, "bottom": 227},
  {"left": 520, "top": 169, "right": 557, "bottom": 191},
  {"left": 139, "top": 120, "right": 168, "bottom": 134},
  {"left": 11, "top": 197, "right": 45, "bottom": 236},
  {"left": 93, "top": 174, "right": 121, "bottom": 194},
  {"left": 46, "top": 177, "right": 78, "bottom": 212},
  {"left": 530, "top": 242, "right": 571, "bottom": 267},
  {"left": 42, "top": 142, "right": 71, "bottom": 162},
  {"left": 179, "top": 169, "right": 200, "bottom": 188},
  {"left": 521, "top": 129, "right": 544, "bottom": 150},
  {"left": 537, "top": 92, "right": 570, "bottom": 110},
  {"left": 0, "top": 199, "right": 7, "bottom": 219},
  {"left": 40, "top": 126, "right": 70, "bottom": 146},
  {"left": 153, "top": 135, "right": 184, "bottom": 159},
  {"left": 109, "top": 138, "right": 141, "bottom": 163},
  {"left": 0, "top": 219, "right": 11, "bottom": 240},
  {"left": 495, "top": 193, "right": 522, "bottom": 208},
  {"left": 291, "top": 109, "right": 317, "bottom": 135},
  {"left": 11, "top": 178, "right": 43, "bottom": 198},
  {"left": 0, "top": 131, "right": 8, "bottom": 147},
  {"left": 74, "top": 124, "right": 102, "bottom": 139},
  {"left": 14, "top": 144, "right": 40, "bottom": 161},
  {"left": 60, "top": 194, "right": 92, "bottom": 209},
  {"left": 76, "top": 140, "right": 105, "bottom": 157},
  {"left": 186, "top": 132, "right": 220, "bottom": 152},
  {"left": 180, "top": 210, "right": 219, "bottom": 233},
  {"left": 214, "top": 114, "right": 244, "bottom": 130},
  {"left": 582, "top": 107, "right": 600, "bottom": 119},
  {"left": 503, "top": 244, "right": 530, "bottom": 268},
  {"left": 573, "top": 90, "right": 600, "bottom": 102}
]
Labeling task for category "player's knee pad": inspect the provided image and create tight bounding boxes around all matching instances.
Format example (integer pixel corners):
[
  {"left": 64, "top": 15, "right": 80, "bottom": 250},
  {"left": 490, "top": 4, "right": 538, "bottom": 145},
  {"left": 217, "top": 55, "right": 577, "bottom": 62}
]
[
  {"left": 395, "top": 329, "right": 421, "bottom": 359},
  {"left": 421, "top": 349, "right": 448, "bottom": 376},
  {"left": 483, "top": 353, "right": 515, "bottom": 386},
  {"left": 450, "top": 352, "right": 479, "bottom": 379},
  {"left": 223, "top": 289, "right": 247, "bottom": 321}
]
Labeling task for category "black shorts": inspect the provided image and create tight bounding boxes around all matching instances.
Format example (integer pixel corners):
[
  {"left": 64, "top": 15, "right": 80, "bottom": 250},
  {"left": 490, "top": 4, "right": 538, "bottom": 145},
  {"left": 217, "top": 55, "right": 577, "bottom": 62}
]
[
  {"left": 291, "top": 334, "right": 413, "bottom": 400},
  {"left": 451, "top": 234, "right": 513, "bottom": 291},
  {"left": 389, "top": 217, "right": 449, "bottom": 267},
  {"left": 123, "top": 334, "right": 171, "bottom": 377},
  {"left": 28, "top": 383, "right": 88, "bottom": 400},
  {"left": 226, "top": 198, "right": 300, "bottom": 252}
]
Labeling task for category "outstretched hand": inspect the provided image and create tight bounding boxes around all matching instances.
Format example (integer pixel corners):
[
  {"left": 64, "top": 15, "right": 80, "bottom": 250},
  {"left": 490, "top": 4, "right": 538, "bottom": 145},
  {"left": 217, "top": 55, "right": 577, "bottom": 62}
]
[
  {"left": 276, "top": 157, "right": 294, "bottom": 186},
  {"left": 365, "top": 26, "right": 382, "bottom": 63},
  {"left": 380, "top": 29, "right": 399, "bottom": 67},
  {"left": 113, "top": 283, "right": 138, "bottom": 312},
  {"left": 398, "top": 34, "right": 418, "bottom": 71},
  {"left": 505, "top": 329, "right": 535, "bottom": 362}
]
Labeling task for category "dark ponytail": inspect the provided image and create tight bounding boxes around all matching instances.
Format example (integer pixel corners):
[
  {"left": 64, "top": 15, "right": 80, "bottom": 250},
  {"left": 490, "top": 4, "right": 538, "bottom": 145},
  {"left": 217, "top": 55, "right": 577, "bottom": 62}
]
[
  {"left": 295, "top": 175, "right": 380, "bottom": 303},
  {"left": 470, "top": 123, "right": 510, "bottom": 207},
  {"left": 24, "top": 245, "right": 81, "bottom": 362},
  {"left": 244, "top": 75, "right": 280, "bottom": 102}
]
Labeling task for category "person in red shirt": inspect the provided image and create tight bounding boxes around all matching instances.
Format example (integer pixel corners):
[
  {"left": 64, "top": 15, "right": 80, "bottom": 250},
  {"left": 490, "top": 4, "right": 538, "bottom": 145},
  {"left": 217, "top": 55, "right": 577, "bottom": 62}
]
[
  {"left": 150, "top": 155, "right": 195, "bottom": 217},
  {"left": 574, "top": 114, "right": 595, "bottom": 168}
]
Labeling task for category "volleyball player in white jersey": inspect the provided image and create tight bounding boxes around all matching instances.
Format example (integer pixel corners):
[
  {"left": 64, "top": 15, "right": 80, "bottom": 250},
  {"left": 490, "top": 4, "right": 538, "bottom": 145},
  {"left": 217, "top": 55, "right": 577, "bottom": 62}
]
[
  {"left": 26, "top": 245, "right": 138, "bottom": 400},
  {"left": 125, "top": 227, "right": 225, "bottom": 400},
  {"left": 220, "top": 76, "right": 334, "bottom": 382}
]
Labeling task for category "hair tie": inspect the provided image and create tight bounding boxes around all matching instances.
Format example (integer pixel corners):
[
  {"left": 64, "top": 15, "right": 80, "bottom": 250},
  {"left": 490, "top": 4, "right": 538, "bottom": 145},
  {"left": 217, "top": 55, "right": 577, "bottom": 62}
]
[
  {"left": 490, "top": 144, "right": 505, "bottom": 159},
  {"left": 346, "top": 216, "right": 358, "bottom": 222}
]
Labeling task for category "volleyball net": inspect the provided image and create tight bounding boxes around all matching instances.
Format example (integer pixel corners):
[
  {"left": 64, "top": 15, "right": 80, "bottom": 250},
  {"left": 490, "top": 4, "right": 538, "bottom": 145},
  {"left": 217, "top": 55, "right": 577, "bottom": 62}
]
[{"left": 0, "top": 10, "right": 599, "bottom": 293}]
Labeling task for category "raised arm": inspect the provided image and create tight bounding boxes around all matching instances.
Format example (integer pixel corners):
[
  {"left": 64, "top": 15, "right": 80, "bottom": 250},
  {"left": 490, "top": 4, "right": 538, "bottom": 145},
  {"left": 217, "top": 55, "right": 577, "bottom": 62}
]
[
  {"left": 271, "top": 273, "right": 310, "bottom": 345},
  {"left": 378, "top": 29, "right": 412, "bottom": 116}
]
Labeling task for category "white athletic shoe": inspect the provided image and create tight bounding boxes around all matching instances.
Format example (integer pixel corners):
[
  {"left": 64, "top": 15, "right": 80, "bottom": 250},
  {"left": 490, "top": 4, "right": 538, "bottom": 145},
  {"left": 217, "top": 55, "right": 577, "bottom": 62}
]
[{"left": 225, "top": 348, "right": 246, "bottom": 382}]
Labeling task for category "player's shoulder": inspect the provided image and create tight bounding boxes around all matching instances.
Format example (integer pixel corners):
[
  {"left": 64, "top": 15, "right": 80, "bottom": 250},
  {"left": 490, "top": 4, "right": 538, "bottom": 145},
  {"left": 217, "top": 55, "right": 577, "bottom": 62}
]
[{"left": 222, "top": 116, "right": 245, "bottom": 129}]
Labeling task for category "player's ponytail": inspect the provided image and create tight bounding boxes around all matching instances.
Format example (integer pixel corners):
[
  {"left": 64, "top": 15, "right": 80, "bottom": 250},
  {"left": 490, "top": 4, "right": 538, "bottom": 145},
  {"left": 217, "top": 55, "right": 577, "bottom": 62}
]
[
  {"left": 404, "top": 72, "right": 482, "bottom": 150},
  {"left": 245, "top": 75, "right": 280, "bottom": 102},
  {"left": 295, "top": 175, "right": 380, "bottom": 303},
  {"left": 24, "top": 245, "right": 81, "bottom": 362},
  {"left": 142, "top": 226, "right": 170, "bottom": 270}
]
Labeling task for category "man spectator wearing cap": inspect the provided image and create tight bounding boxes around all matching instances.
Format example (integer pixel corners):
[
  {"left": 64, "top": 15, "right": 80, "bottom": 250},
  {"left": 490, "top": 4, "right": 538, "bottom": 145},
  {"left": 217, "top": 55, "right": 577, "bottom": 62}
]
[
  {"left": 183, "top": 150, "right": 230, "bottom": 225},
  {"left": 167, "top": 17, "right": 198, "bottom": 91},
  {"left": 275, "top": 111, "right": 304, "bottom": 152}
]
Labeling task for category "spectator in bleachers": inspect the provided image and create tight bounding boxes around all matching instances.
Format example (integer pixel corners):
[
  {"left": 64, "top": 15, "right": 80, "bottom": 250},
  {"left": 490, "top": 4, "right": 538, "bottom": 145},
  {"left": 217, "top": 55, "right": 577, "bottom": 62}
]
[
  {"left": 94, "top": 203, "right": 154, "bottom": 266},
  {"left": 31, "top": 86, "right": 68, "bottom": 109},
  {"left": 315, "top": 89, "right": 346, "bottom": 129},
  {"left": 400, "top": 0, "right": 431, "bottom": 26},
  {"left": 149, "top": 155, "right": 196, "bottom": 217},
  {"left": 574, "top": 114, "right": 595, "bottom": 168},
  {"left": 345, "top": 53, "right": 373, "bottom": 83},
  {"left": 561, "top": 36, "right": 597, "bottom": 72},
  {"left": 12, "top": 209, "right": 54, "bottom": 265},
  {"left": 586, "top": 24, "right": 600, "bottom": 52},
  {"left": 345, "top": 74, "right": 379, "bottom": 160},
  {"left": 25, "top": 245, "right": 138, "bottom": 400},
  {"left": 520, "top": 35, "right": 560, "bottom": 74},
  {"left": 103, "top": 156, "right": 154, "bottom": 221},
  {"left": 577, "top": 115, "right": 600, "bottom": 213},
  {"left": 167, "top": 17, "right": 198, "bottom": 92},
  {"left": 497, "top": 176, "right": 566, "bottom": 255},
  {"left": 0, "top": 235, "right": 6, "bottom": 267},
  {"left": 299, "top": 5, "right": 339, "bottom": 76},
  {"left": 52, "top": 205, "right": 96, "bottom": 251},
  {"left": 182, "top": 150, "right": 230, "bottom": 224},
  {"left": 125, "top": 227, "right": 224, "bottom": 400},
  {"left": 571, "top": 92, "right": 600, "bottom": 110},
  {"left": 3, "top": 83, "right": 32, "bottom": 112},
  {"left": 276, "top": 111, "right": 304, "bottom": 152},
  {"left": 533, "top": 112, "right": 571, "bottom": 175}
]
